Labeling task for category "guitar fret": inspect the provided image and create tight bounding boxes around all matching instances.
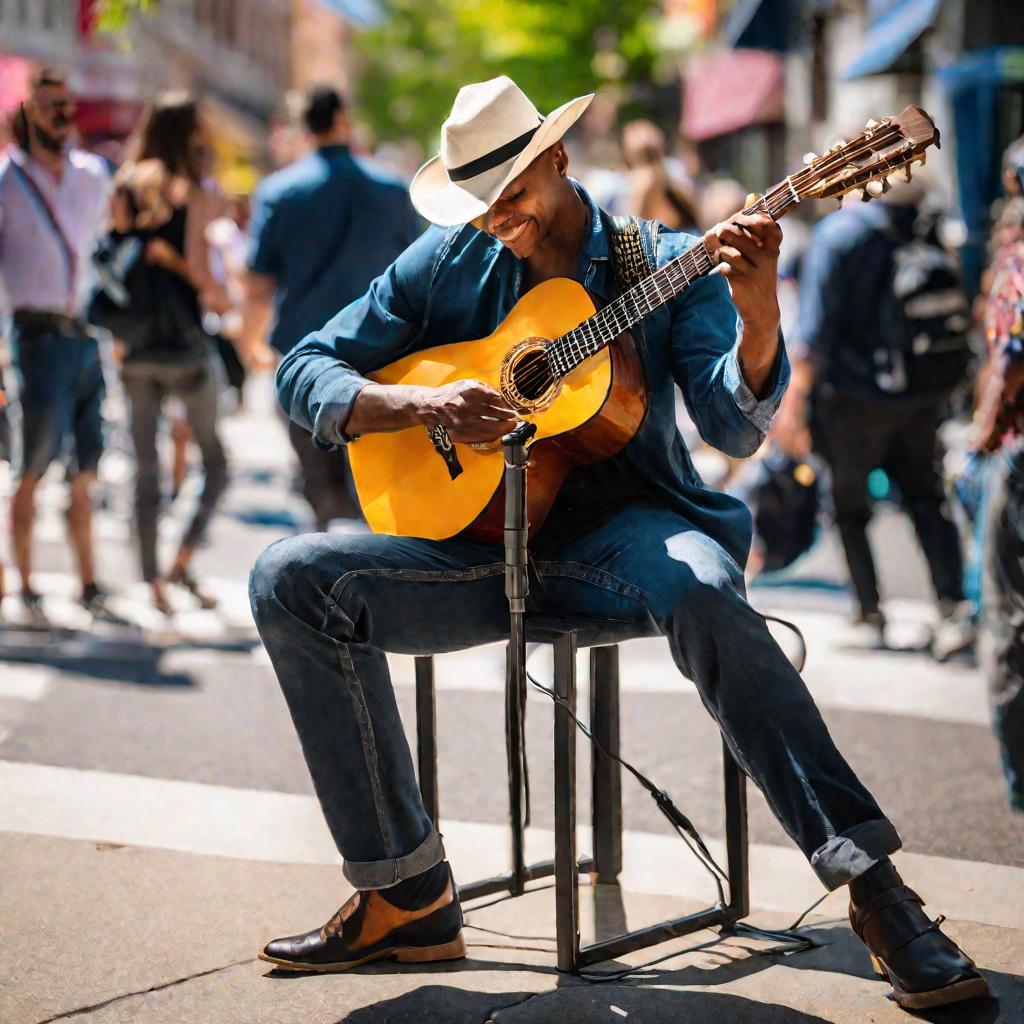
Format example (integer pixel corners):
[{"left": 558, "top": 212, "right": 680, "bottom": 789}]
[{"left": 554, "top": 234, "right": 723, "bottom": 376}]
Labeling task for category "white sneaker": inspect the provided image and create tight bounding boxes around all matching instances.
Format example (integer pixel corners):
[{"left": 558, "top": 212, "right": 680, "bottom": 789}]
[{"left": 931, "top": 601, "right": 976, "bottom": 662}]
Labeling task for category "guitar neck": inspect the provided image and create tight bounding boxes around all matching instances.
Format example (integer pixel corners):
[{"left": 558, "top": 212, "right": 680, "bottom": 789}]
[{"left": 547, "top": 185, "right": 802, "bottom": 379}]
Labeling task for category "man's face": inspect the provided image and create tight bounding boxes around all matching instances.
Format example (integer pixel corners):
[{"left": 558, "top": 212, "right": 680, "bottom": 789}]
[
  {"left": 476, "top": 144, "right": 566, "bottom": 260},
  {"left": 27, "top": 84, "right": 76, "bottom": 153}
]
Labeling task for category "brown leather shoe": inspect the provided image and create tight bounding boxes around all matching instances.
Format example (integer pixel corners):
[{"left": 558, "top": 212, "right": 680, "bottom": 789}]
[
  {"left": 850, "top": 876, "right": 989, "bottom": 1010},
  {"left": 258, "top": 874, "right": 465, "bottom": 973}
]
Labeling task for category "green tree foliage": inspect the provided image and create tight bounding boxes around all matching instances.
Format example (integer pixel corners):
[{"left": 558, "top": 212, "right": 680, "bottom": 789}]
[{"left": 351, "top": 0, "right": 661, "bottom": 152}]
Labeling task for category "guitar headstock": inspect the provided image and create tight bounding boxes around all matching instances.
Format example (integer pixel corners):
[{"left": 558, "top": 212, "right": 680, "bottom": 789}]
[{"left": 798, "top": 106, "right": 939, "bottom": 204}]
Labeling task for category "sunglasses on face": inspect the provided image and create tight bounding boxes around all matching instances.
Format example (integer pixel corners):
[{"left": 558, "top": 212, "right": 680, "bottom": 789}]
[{"left": 36, "top": 97, "right": 77, "bottom": 115}]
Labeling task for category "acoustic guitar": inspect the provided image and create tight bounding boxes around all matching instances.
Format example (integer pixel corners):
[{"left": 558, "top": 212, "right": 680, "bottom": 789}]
[{"left": 350, "top": 106, "right": 940, "bottom": 542}]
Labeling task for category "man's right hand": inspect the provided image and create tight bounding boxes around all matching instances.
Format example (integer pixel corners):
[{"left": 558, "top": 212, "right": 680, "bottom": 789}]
[{"left": 418, "top": 380, "right": 519, "bottom": 444}]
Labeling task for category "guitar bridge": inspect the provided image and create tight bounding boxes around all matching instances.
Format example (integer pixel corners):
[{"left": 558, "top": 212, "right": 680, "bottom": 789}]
[{"left": 426, "top": 425, "right": 463, "bottom": 480}]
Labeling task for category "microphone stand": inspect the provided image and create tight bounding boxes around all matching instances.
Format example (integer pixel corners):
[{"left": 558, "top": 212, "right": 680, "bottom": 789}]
[{"left": 502, "top": 420, "right": 536, "bottom": 895}]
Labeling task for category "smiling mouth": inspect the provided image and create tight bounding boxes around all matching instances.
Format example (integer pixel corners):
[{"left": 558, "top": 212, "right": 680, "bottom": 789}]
[{"left": 496, "top": 218, "right": 529, "bottom": 245}]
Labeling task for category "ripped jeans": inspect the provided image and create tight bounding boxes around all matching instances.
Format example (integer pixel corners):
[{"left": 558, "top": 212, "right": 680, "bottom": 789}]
[{"left": 249, "top": 504, "right": 900, "bottom": 891}]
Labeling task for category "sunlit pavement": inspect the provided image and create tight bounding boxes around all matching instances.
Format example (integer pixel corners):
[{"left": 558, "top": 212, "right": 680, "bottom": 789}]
[{"left": 1, "top": 373, "right": 1020, "bottom": 1023}]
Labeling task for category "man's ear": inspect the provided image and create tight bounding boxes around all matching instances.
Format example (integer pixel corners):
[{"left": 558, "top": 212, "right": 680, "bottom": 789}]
[{"left": 552, "top": 142, "right": 568, "bottom": 177}]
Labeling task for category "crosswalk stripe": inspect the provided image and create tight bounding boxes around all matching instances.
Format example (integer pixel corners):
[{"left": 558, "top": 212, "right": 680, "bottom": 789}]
[
  {"left": 379, "top": 632, "right": 991, "bottom": 728},
  {"left": 1, "top": 759, "right": 1018, "bottom": 931},
  {"left": 0, "top": 664, "right": 53, "bottom": 702}
]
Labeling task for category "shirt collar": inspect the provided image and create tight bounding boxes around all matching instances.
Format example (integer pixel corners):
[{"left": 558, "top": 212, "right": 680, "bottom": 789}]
[
  {"left": 487, "top": 179, "right": 616, "bottom": 301},
  {"left": 7, "top": 144, "right": 67, "bottom": 183},
  {"left": 572, "top": 180, "right": 615, "bottom": 301}
]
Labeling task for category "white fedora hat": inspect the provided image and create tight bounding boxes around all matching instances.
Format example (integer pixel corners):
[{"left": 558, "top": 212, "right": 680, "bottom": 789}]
[{"left": 410, "top": 76, "right": 593, "bottom": 227}]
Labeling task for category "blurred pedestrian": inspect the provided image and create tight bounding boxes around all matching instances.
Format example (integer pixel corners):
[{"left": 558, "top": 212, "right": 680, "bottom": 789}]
[
  {"left": 621, "top": 119, "right": 698, "bottom": 232},
  {"left": 0, "top": 67, "right": 112, "bottom": 617},
  {"left": 798, "top": 183, "right": 974, "bottom": 655},
  {"left": 239, "top": 84, "right": 421, "bottom": 530},
  {"left": 972, "top": 182, "right": 1024, "bottom": 812},
  {"left": 106, "top": 93, "right": 229, "bottom": 614}
]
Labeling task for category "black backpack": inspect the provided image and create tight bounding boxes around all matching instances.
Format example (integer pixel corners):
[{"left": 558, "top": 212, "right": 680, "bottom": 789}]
[
  {"left": 751, "top": 452, "right": 820, "bottom": 573},
  {"left": 875, "top": 213, "right": 972, "bottom": 395}
]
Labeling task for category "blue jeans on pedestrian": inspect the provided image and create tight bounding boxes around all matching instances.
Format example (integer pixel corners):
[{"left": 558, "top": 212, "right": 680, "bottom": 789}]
[
  {"left": 249, "top": 504, "right": 900, "bottom": 891},
  {"left": 10, "top": 324, "right": 105, "bottom": 479}
]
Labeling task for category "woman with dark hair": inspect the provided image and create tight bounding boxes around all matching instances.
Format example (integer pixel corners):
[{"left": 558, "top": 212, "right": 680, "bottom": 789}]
[{"left": 111, "top": 92, "right": 229, "bottom": 614}]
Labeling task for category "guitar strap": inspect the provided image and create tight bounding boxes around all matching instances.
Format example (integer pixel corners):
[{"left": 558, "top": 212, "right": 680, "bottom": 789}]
[{"left": 610, "top": 215, "right": 656, "bottom": 296}]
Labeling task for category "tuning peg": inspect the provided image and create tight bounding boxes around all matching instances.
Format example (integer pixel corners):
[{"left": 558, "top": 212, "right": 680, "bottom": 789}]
[
  {"left": 866, "top": 180, "right": 885, "bottom": 197},
  {"left": 859, "top": 188, "right": 871, "bottom": 202},
  {"left": 912, "top": 153, "right": 927, "bottom": 168},
  {"left": 865, "top": 118, "right": 880, "bottom": 130},
  {"left": 902, "top": 165, "right": 913, "bottom": 183},
  {"left": 803, "top": 151, "right": 818, "bottom": 165},
  {"left": 829, "top": 139, "right": 847, "bottom": 153}
]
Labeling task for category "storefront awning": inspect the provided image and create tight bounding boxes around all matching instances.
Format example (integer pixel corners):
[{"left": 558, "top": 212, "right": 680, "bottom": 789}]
[
  {"left": 723, "top": 0, "right": 837, "bottom": 52},
  {"left": 723, "top": 0, "right": 790, "bottom": 52},
  {"left": 843, "top": 0, "right": 942, "bottom": 80},
  {"left": 683, "top": 49, "right": 784, "bottom": 142}
]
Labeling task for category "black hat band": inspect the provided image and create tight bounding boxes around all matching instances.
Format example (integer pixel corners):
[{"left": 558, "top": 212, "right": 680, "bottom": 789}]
[{"left": 447, "top": 123, "right": 542, "bottom": 183}]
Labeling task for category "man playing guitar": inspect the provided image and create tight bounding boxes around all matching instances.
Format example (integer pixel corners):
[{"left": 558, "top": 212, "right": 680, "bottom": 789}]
[{"left": 249, "top": 77, "right": 986, "bottom": 1010}]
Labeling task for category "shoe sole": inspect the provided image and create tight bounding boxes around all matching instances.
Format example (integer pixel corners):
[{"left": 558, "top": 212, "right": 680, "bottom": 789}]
[
  {"left": 869, "top": 953, "right": 991, "bottom": 1009},
  {"left": 257, "top": 933, "right": 467, "bottom": 973}
]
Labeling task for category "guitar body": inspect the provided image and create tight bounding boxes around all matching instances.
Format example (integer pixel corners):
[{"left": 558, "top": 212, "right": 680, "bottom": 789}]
[{"left": 348, "top": 277, "right": 647, "bottom": 541}]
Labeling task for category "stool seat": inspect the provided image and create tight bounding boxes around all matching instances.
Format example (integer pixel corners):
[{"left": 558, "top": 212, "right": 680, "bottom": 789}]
[{"left": 525, "top": 614, "right": 658, "bottom": 647}]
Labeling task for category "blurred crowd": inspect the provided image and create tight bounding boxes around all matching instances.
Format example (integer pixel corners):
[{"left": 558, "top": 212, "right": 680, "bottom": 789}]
[{"left": 0, "top": 67, "right": 1021, "bottom": 809}]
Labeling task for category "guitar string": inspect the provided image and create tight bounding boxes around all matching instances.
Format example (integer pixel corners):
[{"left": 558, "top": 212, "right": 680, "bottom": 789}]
[
  {"left": 527, "top": 134, "right": 910, "bottom": 393},
  {"left": 514, "top": 128, "right": 910, "bottom": 394}
]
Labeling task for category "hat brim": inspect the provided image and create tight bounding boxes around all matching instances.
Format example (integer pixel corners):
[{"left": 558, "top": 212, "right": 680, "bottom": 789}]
[{"left": 410, "top": 93, "right": 594, "bottom": 227}]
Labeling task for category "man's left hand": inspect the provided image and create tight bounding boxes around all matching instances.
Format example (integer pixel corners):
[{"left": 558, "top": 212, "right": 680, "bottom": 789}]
[{"left": 704, "top": 213, "right": 783, "bottom": 394}]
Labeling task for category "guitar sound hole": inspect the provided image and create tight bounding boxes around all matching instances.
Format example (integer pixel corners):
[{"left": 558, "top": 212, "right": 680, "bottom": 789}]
[{"left": 511, "top": 349, "right": 554, "bottom": 401}]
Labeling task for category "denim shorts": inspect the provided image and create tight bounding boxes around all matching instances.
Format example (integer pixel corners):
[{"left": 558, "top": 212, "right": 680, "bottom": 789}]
[{"left": 11, "top": 324, "right": 106, "bottom": 479}]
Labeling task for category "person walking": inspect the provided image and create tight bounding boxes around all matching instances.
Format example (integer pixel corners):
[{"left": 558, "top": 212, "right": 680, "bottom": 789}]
[
  {"left": 621, "top": 119, "right": 699, "bottom": 233},
  {"left": 798, "top": 183, "right": 974, "bottom": 656},
  {"left": 108, "top": 93, "right": 229, "bottom": 614},
  {"left": 239, "top": 84, "right": 421, "bottom": 530},
  {"left": 0, "top": 67, "right": 111, "bottom": 617},
  {"left": 973, "top": 168, "right": 1024, "bottom": 811}
]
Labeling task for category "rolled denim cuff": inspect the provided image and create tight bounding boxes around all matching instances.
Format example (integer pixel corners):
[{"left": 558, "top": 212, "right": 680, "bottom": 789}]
[
  {"left": 722, "top": 331, "right": 788, "bottom": 435},
  {"left": 810, "top": 818, "right": 903, "bottom": 891},
  {"left": 342, "top": 828, "right": 446, "bottom": 890},
  {"left": 311, "top": 376, "right": 370, "bottom": 450}
]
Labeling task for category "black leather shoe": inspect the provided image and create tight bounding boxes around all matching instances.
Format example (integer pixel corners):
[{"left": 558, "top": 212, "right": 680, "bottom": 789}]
[
  {"left": 850, "top": 873, "right": 989, "bottom": 1010},
  {"left": 259, "top": 874, "right": 465, "bottom": 973}
]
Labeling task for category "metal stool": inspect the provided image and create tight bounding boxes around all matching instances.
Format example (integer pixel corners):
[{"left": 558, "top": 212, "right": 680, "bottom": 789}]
[{"left": 413, "top": 426, "right": 749, "bottom": 971}]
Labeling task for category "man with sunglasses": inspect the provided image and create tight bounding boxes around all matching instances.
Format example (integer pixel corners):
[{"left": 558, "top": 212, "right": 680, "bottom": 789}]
[{"left": 0, "top": 67, "right": 112, "bottom": 616}]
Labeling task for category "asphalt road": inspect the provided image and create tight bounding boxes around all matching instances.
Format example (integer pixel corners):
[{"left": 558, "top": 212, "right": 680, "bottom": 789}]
[{"left": 1, "top": 377, "right": 1020, "bottom": 896}]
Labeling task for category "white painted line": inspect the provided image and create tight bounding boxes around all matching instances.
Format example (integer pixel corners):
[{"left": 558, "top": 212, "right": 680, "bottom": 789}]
[
  {"left": 0, "top": 664, "right": 53, "bottom": 702},
  {"left": 380, "top": 620, "right": 991, "bottom": 728},
  {"left": 1, "top": 759, "right": 1019, "bottom": 931}
]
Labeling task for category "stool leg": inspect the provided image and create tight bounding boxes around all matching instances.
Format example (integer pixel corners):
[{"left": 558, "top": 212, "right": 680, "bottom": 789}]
[
  {"left": 553, "top": 633, "right": 580, "bottom": 972},
  {"left": 415, "top": 656, "right": 440, "bottom": 828},
  {"left": 722, "top": 736, "right": 749, "bottom": 919},
  {"left": 590, "top": 645, "right": 622, "bottom": 884}
]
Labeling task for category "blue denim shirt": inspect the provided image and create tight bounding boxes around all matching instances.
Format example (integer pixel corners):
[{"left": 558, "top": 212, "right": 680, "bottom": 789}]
[
  {"left": 248, "top": 145, "right": 421, "bottom": 355},
  {"left": 277, "top": 183, "right": 789, "bottom": 567}
]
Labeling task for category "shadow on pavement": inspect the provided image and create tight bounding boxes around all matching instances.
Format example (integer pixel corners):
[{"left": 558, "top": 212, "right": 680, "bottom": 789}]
[
  {"left": 337, "top": 984, "right": 839, "bottom": 1024},
  {"left": 0, "top": 631, "right": 260, "bottom": 689},
  {"left": 268, "top": 921, "right": 1011, "bottom": 1024}
]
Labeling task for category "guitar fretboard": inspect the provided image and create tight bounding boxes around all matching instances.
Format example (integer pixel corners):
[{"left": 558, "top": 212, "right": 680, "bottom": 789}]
[{"left": 546, "top": 185, "right": 800, "bottom": 379}]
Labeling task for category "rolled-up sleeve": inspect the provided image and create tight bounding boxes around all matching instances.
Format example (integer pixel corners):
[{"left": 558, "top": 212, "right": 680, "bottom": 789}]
[
  {"left": 275, "top": 226, "right": 443, "bottom": 449},
  {"left": 670, "top": 270, "right": 789, "bottom": 458}
]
